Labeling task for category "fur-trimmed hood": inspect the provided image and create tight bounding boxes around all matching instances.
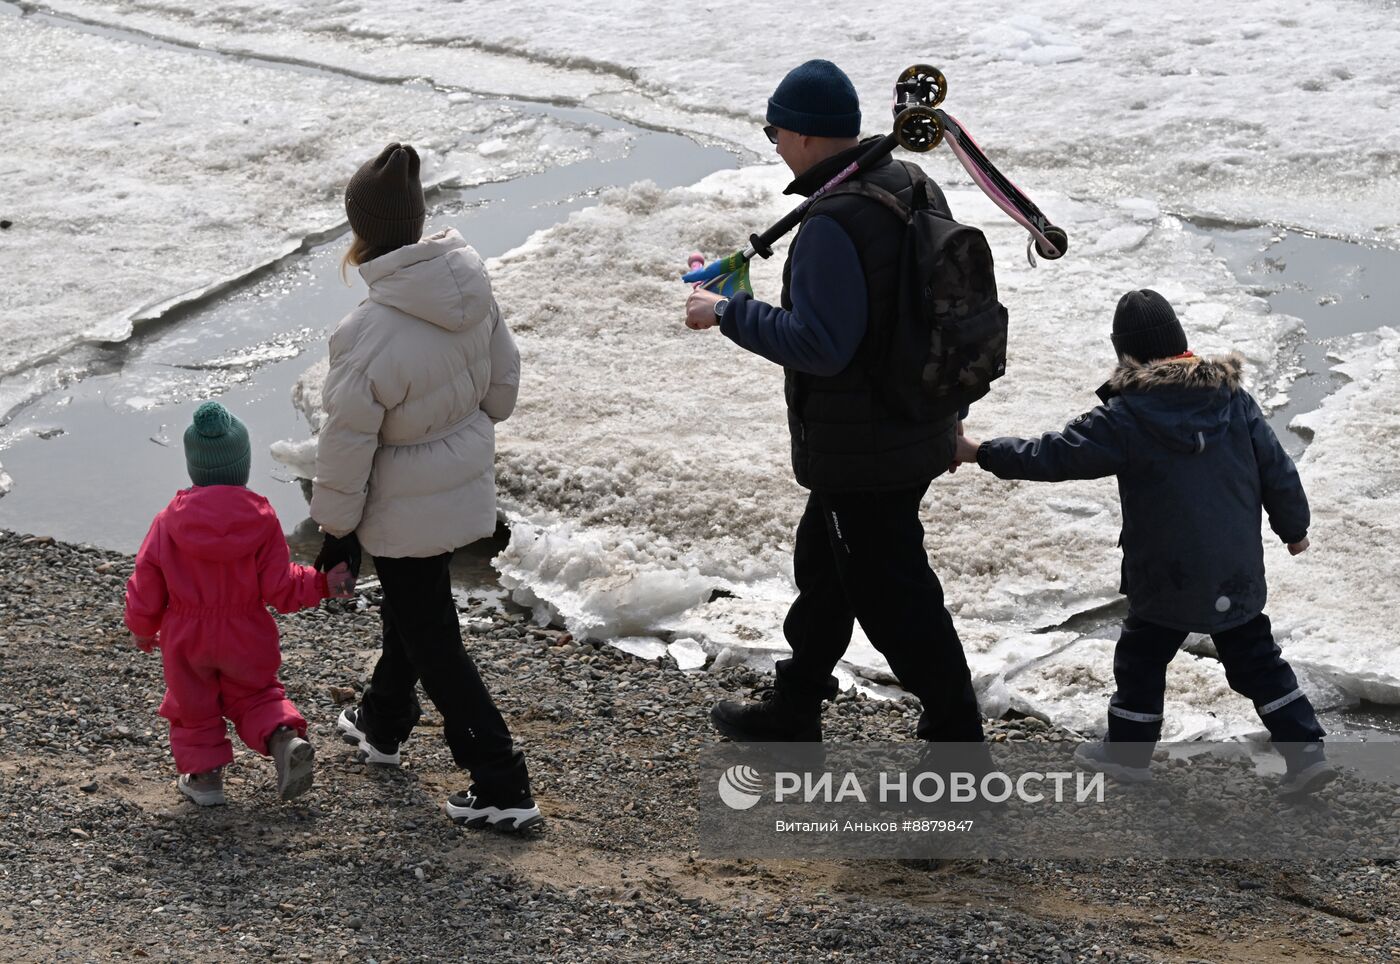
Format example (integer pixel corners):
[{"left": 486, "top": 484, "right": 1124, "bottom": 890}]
[
  {"left": 1096, "top": 353, "right": 1246, "bottom": 455},
  {"left": 1104, "top": 352, "right": 1245, "bottom": 396}
]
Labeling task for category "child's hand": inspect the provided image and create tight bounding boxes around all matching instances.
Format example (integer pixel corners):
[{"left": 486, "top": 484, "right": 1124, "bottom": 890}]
[
  {"left": 954, "top": 434, "right": 982, "bottom": 468},
  {"left": 132, "top": 631, "right": 159, "bottom": 652},
  {"left": 1288, "top": 537, "right": 1310, "bottom": 556},
  {"left": 326, "top": 562, "right": 356, "bottom": 599}
]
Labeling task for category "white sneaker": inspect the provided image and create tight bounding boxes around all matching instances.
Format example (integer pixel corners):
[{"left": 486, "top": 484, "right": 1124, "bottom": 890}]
[
  {"left": 337, "top": 707, "right": 400, "bottom": 766},
  {"left": 445, "top": 787, "right": 543, "bottom": 833},
  {"left": 1073, "top": 742, "right": 1153, "bottom": 784},
  {"left": 178, "top": 769, "right": 226, "bottom": 806}
]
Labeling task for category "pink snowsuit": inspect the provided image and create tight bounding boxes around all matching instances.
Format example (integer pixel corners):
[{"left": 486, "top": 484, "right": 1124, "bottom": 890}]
[{"left": 124, "top": 485, "right": 329, "bottom": 774}]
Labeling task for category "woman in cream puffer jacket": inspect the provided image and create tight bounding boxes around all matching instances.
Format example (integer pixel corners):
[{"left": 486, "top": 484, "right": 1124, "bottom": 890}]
[
  {"left": 311, "top": 143, "right": 538, "bottom": 830},
  {"left": 311, "top": 227, "right": 519, "bottom": 555}
]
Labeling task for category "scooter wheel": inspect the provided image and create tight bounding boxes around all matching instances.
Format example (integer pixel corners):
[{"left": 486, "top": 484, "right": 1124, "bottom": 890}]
[
  {"left": 1037, "top": 225, "right": 1069, "bottom": 260},
  {"left": 895, "top": 105, "right": 944, "bottom": 153},
  {"left": 895, "top": 63, "right": 947, "bottom": 110}
]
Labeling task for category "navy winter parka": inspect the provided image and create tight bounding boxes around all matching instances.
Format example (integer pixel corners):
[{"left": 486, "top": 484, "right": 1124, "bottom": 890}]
[{"left": 976, "top": 353, "right": 1309, "bottom": 633}]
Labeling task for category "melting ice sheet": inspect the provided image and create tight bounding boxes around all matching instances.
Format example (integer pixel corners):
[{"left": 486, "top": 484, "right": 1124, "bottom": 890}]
[
  {"left": 37, "top": 0, "right": 1400, "bottom": 242},
  {"left": 1271, "top": 329, "right": 1400, "bottom": 705}
]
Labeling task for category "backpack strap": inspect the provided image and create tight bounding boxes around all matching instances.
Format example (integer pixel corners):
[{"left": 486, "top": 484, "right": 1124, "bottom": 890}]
[
  {"left": 805, "top": 179, "right": 910, "bottom": 224},
  {"left": 804, "top": 159, "right": 945, "bottom": 225}
]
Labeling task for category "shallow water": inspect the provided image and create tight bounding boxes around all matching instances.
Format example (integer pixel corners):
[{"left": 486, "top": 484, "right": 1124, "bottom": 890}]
[{"left": 1186, "top": 223, "right": 1400, "bottom": 454}]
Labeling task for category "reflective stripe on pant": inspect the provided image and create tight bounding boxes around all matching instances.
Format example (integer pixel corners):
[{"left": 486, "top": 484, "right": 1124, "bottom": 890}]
[{"left": 1215, "top": 613, "right": 1323, "bottom": 742}]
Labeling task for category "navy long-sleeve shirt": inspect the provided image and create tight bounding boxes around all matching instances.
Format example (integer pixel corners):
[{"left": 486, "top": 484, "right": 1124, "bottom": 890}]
[{"left": 718, "top": 215, "right": 867, "bottom": 377}]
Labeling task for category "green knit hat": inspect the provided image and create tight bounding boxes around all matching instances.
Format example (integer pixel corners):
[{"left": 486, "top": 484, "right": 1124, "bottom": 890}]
[{"left": 184, "top": 401, "right": 251, "bottom": 487}]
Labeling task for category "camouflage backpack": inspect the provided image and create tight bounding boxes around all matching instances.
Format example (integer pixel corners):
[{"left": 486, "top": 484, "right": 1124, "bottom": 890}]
[{"left": 816, "top": 174, "right": 1008, "bottom": 420}]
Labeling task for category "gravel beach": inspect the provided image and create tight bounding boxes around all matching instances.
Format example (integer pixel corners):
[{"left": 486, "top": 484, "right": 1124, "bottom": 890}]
[{"left": 1, "top": 530, "right": 1395, "bottom": 962}]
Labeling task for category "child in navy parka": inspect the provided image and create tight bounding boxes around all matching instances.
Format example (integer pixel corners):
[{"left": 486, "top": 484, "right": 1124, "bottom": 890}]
[{"left": 957, "top": 290, "right": 1334, "bottom": 798}]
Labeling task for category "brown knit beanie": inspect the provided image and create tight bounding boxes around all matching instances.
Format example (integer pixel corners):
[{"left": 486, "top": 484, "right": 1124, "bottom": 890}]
[{"left": 344, "top": 143, "right": 425, "bottom": 250}]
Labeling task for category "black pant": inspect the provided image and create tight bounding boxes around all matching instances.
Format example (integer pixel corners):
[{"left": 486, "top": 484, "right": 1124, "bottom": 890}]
[
  {"left": 1107, "top": 612, "right": 1325, "bottom": 766},
  {"left": 360, "top": 552, "right": 529, "bottom": 798},
  {"left": 781, "top": 485, "right": 984, "bottom": 742}
]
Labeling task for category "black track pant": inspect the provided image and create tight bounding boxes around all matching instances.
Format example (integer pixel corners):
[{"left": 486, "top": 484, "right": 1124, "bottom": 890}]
[
  {"left": 780, "top": 485, "right": 984, "bottom": 742},
  {"left": 359, "top": 552, "right": 529, "bottom": 798}
]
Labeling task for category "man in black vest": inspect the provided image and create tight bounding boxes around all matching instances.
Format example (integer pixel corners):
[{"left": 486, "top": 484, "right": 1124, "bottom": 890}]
[{"left": 684, "top": 60, "right": 985, "bottom": 744}]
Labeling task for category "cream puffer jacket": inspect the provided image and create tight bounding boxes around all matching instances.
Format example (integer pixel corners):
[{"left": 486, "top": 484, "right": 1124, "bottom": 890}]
[{"left": 310, "top": 228, "right": 520, "bottom": 558}]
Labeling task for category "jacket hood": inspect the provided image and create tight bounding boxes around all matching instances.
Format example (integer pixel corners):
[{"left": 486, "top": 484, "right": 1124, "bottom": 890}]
[
  {"left": 1100, "top": 353, "right": 1245, "bottom": 455},
  {"left": 1105, "top": 351, "right": 1245, "bottom": 395},
  {"left": 165, "top": 485, "right": 276, "bottom": 560},
  {"left": 359, "top": 228, "right": 494, "bottom": 332}
]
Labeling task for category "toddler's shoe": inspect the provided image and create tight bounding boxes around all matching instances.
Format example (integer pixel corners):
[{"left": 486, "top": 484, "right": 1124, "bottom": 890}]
[
  {"left": 269, "top": 726, "right": 315, "bottom": 801},
  {"left": 445, "top": 785, "right": 543, "bottom": 833},
  {"left": 337, "top": 707, "right": 401, "bottom": 766},
  {"left": 178, "top": 768, "right": 226, "bottom": 807}
]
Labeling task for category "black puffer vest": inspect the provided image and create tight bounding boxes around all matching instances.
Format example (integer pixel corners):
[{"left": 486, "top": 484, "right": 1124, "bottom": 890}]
[{"left": 782, "top": 140, "right": 958, "bottom": 492}]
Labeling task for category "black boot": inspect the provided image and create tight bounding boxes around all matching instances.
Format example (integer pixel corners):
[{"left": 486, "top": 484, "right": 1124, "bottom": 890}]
[{"left": 710, "top": 663, "right": 837, "bottom": 742}]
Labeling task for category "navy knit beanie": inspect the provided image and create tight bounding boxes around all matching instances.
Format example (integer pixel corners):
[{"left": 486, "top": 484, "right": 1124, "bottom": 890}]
[
  {"left": 184, "top": 401, "right": 251, "bottom": 487},
  {"left": 1112, "top": 289, "right": 1188, "bottom": 362},
  {"left": 766, "top": 60, "right": 861, "bottom": 138}
]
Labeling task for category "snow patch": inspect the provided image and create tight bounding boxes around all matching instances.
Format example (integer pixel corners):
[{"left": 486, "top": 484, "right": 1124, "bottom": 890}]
[
  {"left": 493, "top": 519, "right": 715, "bottom": 641},
  {"left": 668, "top": 637, "right": 708, "bottom": 670},
  {"left": 968, "top": 16, "right": 1085, "bottom": 65},
  {"left": 1269, "top": 328, "right": 1400, "bottom": 705},
  {"left": 268, "top": 437, "right": 318, "bottom": 481}
]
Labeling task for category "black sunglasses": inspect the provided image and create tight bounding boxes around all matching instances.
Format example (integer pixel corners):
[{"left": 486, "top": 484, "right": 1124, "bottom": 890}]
[{"left": 763, "top": 124, "right": 780, "bottom": 145}]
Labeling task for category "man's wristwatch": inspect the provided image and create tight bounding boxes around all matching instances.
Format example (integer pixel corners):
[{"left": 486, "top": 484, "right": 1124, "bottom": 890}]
[{"left": 713, "top": 297, "right": 730, "bottom": 320}]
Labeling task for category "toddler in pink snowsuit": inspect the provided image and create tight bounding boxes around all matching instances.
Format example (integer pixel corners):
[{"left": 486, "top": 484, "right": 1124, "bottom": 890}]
[{"left": 125, "top": 401, "right": 353, "bottom": 806}]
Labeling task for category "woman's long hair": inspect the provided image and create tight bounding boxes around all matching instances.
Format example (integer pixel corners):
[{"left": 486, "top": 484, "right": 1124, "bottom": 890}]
[{"left": 340, "top": 234, "right": 400, "bottom": 283}]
